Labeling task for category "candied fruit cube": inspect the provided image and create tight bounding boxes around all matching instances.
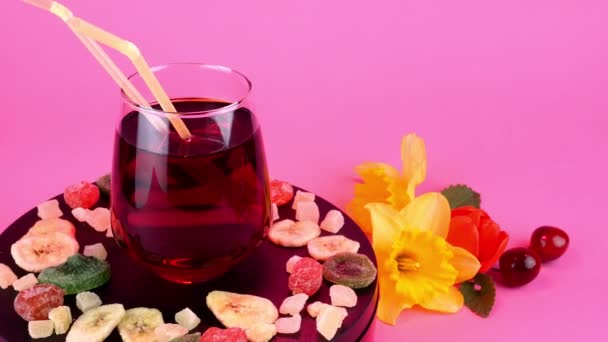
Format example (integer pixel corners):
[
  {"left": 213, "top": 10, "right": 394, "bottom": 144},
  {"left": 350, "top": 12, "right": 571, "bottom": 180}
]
[
  {"left": 295, "top": 201, "right": 320, "bottom": 224},
  {"left": 306, "top": 301, "right": 332, "bottom": 318},
  {"left": 291, "top": 190, "right": 315, "bottom": 210},
  {"left": 316, "top": 305, "right": 348, "bottom": 340},
  {"left": 155, "top": 323, "right": 188, "bottom": 342},
  {"left": 48, "top": 305, "right": 71, "bottom": 335},
  {"left": 330, "top": 284, "right": 358, "bottom": 308},
  {"left": 71, "top": 207, "right": 90, "bottom": 223},
  {"left": 76, "top": 291, "right": 102, "bottom": 312},
  {"left": 270, "top": 180, "right": 294, "bottom": 206},
  {"left": 285, "top": 255, "right": 302, "bottom": 273},
  {"left": 175, "top": 307, "right": 200, "bottom": 331},
  {"left": 271, "top": 203, "right": 279, "bottom": 222},
  {"left": 28, "top": 320, "right": 54, "bottom": 339},
  {"left": 279, "top": 293, "right": 308, "bottom": 315},
  {"left": 0, "top": 263, "right": 18, "bottom": 289},
  {"left": 86, "top": 207, "right": 111, "bottom": 232},
  {"left": 37, "top": 200, "right": 63, "bottom": 219},
  {"left": 13, "top": 273, "right": 38, "bottom": 291},
  {"left": 245, "top": 322, "right": 277, "bottom": 342},
  {"left": 275, "top": 314, "right": 301, "bottom": 334},
  {"left": 320, "top": 209, "right": 345, "bottom": 234},
  {"left": 83, "top": 243, "right": 108, "bottom": 261}
]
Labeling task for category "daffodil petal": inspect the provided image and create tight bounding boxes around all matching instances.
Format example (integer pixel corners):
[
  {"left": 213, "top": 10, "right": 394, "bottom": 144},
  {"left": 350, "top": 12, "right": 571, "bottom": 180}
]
[
  {"left": 399, "top": 192, "right": 451, "bottom": 238},
  {"left": 450, "top": 246, "right": 481, "bottom": 283},
  {"left": 347, "top": 162, "right": 408, "bottom": 237},
  {"left": 419, "top": 286, "right": 464, "bottom": 313},
  {"left": 401, "top": 134, "right": 427, "bottom": 201},
  {"left": 377, "top": 275, "right": 414, "bottom": 325},
  {"left": 355, "top": 162, "right": 408, "bottom": 209},
  {"left": 366, "top": 203, "right": 405, "bottom": 257},
  {"left": 346, "top": 198, "right": 375, "bottom": 239}
]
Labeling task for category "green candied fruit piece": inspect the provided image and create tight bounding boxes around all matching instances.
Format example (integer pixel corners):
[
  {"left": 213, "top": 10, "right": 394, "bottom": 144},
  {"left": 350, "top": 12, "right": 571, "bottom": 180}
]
[
  {"left": 322, "top": 252, "right": 377, "bottom": 289},
  {"left": 38, "top": 254, "right": 111, "bottom": 295},
  {"left": 170, "top": 333, "right": 201, "bottom": 342},
  {"left": 95, "top": 174, "right": 111, "bottom": 196}
]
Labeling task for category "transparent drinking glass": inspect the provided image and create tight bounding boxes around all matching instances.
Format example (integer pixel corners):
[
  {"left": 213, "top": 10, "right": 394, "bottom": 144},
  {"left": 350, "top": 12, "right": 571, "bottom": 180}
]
[{"left": 111, "top": 63, "right": 271, "bottom": 284}]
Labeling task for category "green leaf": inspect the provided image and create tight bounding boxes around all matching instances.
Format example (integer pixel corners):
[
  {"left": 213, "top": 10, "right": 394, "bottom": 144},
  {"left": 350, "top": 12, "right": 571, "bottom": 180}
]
[
  {"left": 460, "top": 273, "right": 496, "bottom": 318},
  {"left": 441, "top": 184, "right": 481, "bottom": 209}
]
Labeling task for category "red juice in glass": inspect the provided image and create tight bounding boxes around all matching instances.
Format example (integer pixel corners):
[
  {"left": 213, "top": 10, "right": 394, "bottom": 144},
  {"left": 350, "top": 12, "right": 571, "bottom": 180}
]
[{"left": 111, "top": 64, "right": 270, "bottom": 283}]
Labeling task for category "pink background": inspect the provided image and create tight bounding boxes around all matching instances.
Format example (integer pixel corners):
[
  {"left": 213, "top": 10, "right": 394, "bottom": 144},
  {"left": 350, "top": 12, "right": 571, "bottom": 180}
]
[{"left": 1, "top": 0, "right": 606, "bottom": 340}]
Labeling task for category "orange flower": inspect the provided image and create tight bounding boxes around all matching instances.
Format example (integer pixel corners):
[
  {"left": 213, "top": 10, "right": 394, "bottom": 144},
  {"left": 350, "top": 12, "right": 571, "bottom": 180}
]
[{"left": 446, "top": 206, "right": 509, "bottom": 273}]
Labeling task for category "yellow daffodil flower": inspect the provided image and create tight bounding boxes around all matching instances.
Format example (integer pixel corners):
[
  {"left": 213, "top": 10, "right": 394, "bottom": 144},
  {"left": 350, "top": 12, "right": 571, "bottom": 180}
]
[
  {"left": 347, "top": 134, "right": 427, "bottom": 238},
  {"left": 367, "top": 193, "right": 481, "bottom": 325},
  {"left": 347, "top": 133, "right": 480, "bottom": 324}
]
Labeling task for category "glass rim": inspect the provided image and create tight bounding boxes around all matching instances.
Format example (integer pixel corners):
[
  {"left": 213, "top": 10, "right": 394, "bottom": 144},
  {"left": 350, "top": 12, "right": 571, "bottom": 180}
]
[{"left": 120, "top": 62, "right": 252, "bottom": 118}]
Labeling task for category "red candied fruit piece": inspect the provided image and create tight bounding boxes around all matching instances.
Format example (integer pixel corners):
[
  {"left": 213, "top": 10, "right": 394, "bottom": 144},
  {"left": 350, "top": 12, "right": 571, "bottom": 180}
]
[
  {"left": 200, "top": 327, "right": 247, "bottom": 342},
  {"left": 64, "top": 181, "right": 100, "bottom": 209},
  {"left": 14, "top": 284, "right": 64, "bottom": 321},
  {"left": 288, "top": 257, "right": 323, "bottom": 296},
  {"left": 270, "top": 180, "right": 294, "bottom": 206}
]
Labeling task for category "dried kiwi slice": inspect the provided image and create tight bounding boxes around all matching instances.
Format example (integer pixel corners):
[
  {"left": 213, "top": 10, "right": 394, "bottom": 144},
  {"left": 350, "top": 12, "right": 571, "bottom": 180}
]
[
  {"left": 322, "top": 252, "right": 377, "bottom": 289},
  {"left": 38, "top": 253, "right": 111, "bottom": 295},
  {"left": 170, "top": 333, "right": 201, "bottom": 342},
  {"left": 95, "top": 174, "right": 111, "bottom": 196}
]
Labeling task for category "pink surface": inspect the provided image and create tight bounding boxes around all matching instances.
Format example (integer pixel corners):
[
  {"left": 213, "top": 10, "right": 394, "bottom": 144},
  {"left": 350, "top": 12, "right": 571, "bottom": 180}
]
[{"left": 1, "top": 0, "right": 606, "bottom": 340}]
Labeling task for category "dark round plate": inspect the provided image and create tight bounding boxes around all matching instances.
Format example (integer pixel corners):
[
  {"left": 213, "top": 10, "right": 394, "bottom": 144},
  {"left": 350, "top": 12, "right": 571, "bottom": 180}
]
[{"left": 0, "top": 187, "right": 378, "bottom": 341}]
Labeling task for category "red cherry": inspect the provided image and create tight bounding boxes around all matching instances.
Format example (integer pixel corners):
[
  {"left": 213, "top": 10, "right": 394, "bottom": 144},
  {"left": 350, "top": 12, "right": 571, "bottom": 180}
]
[
  {"left": 499, "top": 247, "right": 541, "bottom": 287},
  {"left": 530, "top": 226, "right": 569, "bottom": 262}
]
